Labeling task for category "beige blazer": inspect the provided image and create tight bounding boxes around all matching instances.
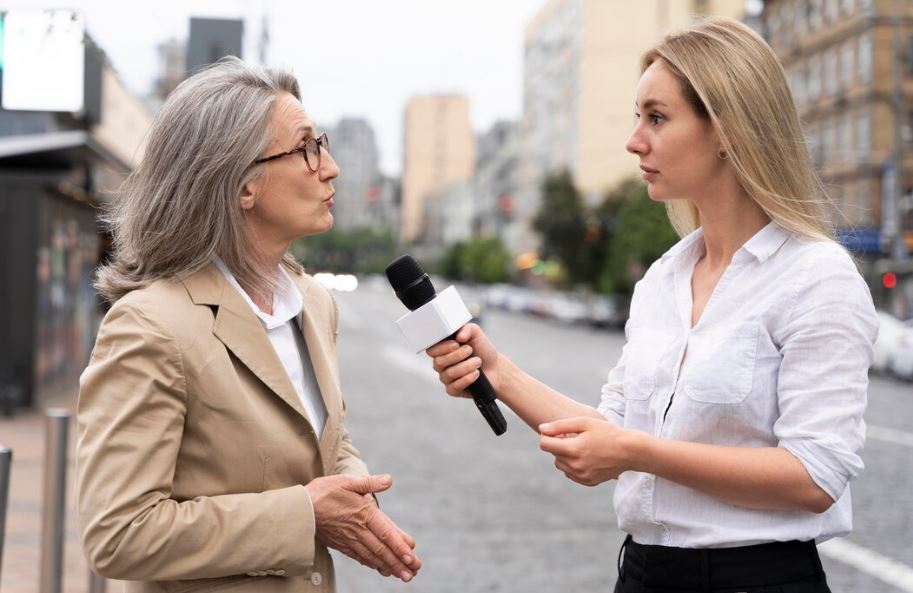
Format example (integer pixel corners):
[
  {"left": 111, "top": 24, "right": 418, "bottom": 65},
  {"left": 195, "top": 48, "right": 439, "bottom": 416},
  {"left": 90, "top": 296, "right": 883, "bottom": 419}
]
[{"left": 76, "top": 263, "right": 369, "bottom": 593}]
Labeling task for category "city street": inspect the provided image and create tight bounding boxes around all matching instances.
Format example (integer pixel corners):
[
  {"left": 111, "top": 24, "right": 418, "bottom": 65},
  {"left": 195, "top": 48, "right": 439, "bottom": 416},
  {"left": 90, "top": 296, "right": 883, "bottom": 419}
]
[{"left": 332, "top": 281, "right": 913, "bottom": 593}]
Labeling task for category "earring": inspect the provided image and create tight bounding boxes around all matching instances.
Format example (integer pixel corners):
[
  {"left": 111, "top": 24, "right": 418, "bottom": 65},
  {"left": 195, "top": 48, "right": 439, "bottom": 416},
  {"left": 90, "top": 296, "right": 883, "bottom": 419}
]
[{"left": 718, "top": 148, "right": 729, "bottom": 160}]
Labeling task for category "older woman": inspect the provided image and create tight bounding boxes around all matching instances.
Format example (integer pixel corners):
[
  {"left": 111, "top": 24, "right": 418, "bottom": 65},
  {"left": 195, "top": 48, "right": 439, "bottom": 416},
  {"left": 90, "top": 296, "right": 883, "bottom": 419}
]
[
  {"left": 428, "top": 18, "right": 877, "bottom": 593},
  {"left": 76, "top": 57, "right": 421, "bottom": 592}
]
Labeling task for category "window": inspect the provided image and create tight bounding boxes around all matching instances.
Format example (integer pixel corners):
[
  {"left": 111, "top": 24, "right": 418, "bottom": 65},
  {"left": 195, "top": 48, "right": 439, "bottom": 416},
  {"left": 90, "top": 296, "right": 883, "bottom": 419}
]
[
  {"left": 842, "top": 0, "right": 855, "bottom": 15},
  {"left": 856, "top": 110, "right": 870, "bottom": 157},
  {"left": 859, "top": 33, "right": 873, "bottom": 83},
  {"left": 820, "top": 120, "right": 833, "bottom": 166},
  {"left": 809, "top": 0, "right": 822, "bottom": 31},
  {"left": 808, "top": 56, "right": 822, "bottom": 100},
  {"left": 840, "top": 41, "right": 854, "bottom": 89},
  {"left": 825, "top": 49, "right": 838, "bottom": 95},
  {"left": 836, "top": 115, "right": 849, "bottom": 162},
  {"left": 791, "top": 64, "right": 807, "bottom": 105},
  {"left": 795, "top": 1, "right": 807, "bottom": 35},
  {"left": 825, "top": 0, "right": 839, "bottom": 23}
]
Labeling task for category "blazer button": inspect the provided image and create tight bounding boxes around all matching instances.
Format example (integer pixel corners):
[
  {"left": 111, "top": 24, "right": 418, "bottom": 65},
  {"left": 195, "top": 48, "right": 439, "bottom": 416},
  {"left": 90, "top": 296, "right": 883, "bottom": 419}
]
[
  {"left": 275, "top": 569, "right": 286, "bottom": 576},
  {"left": 310, "top": 571, "right": 323, "bottom": 586}
]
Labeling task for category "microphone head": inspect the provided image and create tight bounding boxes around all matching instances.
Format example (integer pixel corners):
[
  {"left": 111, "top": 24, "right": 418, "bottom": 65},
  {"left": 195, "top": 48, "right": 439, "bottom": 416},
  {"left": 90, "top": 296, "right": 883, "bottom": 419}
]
[{"left": 385, "top": 254, "right": 436, "bottom": 311}]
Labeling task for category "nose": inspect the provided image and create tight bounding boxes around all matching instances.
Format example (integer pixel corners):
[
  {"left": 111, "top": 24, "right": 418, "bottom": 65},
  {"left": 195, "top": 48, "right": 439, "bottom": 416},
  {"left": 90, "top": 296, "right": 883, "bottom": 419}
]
[
  {"left": 625, "top": 125, "right": 647, "bottom": 156},
  {"left": 320, "top": 150, "right": 340, "bottom": 182}
]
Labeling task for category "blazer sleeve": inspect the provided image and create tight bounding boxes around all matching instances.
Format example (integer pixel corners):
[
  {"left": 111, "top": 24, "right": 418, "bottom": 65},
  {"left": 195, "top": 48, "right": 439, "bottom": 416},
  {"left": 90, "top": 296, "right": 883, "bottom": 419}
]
[{"left": 76, "top": 300, "right": 318, "bottom": 581}]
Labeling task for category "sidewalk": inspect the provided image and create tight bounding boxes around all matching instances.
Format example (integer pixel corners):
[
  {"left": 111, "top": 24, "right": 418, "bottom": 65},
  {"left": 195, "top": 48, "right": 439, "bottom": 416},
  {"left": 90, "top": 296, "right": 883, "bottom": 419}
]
[{"left": 0, "top": 390, "right": 123, "bottom": 593}]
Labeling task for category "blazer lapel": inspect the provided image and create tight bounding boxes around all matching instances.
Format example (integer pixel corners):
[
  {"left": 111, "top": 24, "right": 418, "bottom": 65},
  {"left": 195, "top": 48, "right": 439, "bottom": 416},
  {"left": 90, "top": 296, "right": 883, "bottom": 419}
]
[
  {"left": 296, "top": 276, "right": 343, "bottom": 474},
  {"left": 182, "top": 263, "right": 311, "bottom": 425}
]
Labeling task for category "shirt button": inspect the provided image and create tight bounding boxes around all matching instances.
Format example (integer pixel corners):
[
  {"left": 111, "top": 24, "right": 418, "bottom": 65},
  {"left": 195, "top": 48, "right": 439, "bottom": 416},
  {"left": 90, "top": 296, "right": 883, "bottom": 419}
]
[
  {"left": 311, "top": 572, "right": 323, "bottom": 586},
  {"left": 275, "top": 569, "right": 286, "bottom": 576}
]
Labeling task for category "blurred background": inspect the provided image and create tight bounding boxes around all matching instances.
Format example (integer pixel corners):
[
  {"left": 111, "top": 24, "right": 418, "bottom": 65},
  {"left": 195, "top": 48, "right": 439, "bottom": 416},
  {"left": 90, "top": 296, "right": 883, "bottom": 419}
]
[{"left": 0, "top": 1, "right": 912, "bottom": 592}]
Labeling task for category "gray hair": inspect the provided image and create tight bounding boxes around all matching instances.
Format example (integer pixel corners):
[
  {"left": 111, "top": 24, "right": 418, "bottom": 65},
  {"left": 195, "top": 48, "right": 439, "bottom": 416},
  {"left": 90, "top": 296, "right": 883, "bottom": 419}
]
[{"left": 96, "top": 56, "right": 303, "bottom": 303}]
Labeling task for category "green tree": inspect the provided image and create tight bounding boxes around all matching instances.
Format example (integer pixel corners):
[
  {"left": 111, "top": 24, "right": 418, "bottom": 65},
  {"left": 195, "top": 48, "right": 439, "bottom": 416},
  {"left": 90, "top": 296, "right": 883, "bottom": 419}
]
[
  {"left": 598, "top": 180, "right": 679, "bottom": 295},
  {"left": 533, "top": 170, "right": 591, "bottom": 286},
  {"left": 438, "top": 236, "right": 511, "bottom": 284},
  {"left": 292, "top": 226, "right": 398, "bottom": 274}
]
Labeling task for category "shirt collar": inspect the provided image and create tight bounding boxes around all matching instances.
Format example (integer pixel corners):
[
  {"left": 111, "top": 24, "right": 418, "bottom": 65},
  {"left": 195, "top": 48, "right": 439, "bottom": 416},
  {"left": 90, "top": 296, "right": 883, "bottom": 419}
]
[
  {"left": 660, "top": 221, "right": 791, "bottom": 266},
  {"left": 211, "top": 255, "right": 304, "bottom": 330}
]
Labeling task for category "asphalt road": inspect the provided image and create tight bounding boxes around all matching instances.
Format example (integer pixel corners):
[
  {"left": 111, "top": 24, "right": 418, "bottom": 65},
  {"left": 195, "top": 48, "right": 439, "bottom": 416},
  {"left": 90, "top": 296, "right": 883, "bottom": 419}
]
[{"left": 330, "top": 281, "right": 913, "bottom": 593}]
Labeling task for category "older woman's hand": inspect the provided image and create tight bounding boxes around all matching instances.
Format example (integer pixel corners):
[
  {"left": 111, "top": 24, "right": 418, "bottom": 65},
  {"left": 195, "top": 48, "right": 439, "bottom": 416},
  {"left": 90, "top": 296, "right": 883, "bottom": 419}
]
[
  {"left": 426, "top": 323, "right": 501, "bottom": 397},
  {"left": 305, "top": 474, "right": 421, "bottom": 582},
  {"left": 538, "top": 418, "right": 642, "bottom": 487}
]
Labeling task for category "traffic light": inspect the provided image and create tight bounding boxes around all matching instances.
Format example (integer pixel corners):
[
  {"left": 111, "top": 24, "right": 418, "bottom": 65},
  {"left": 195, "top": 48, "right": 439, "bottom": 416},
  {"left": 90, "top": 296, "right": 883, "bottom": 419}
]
[{"left": 882, "top": 272, "right": 898, "bottom": 289}]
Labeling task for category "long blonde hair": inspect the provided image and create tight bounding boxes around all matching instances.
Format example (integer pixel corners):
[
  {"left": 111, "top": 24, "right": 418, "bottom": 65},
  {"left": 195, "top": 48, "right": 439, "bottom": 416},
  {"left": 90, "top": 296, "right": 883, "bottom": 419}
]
[
  {"left": 96, "top": 57, "right": 303, "bottom": 303},
  {"left": 643, "top": 18, "right": 833, "bottom": 241}
]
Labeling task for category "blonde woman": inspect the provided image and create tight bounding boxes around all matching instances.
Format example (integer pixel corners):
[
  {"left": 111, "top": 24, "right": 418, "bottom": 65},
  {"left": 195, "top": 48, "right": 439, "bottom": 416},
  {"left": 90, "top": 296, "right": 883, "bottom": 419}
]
[
  {"left": 427, "top": 18, "right": 877, "bottom": 593},
  {"left": 76, "top": 58, "right": 421, "bottom": 591}
]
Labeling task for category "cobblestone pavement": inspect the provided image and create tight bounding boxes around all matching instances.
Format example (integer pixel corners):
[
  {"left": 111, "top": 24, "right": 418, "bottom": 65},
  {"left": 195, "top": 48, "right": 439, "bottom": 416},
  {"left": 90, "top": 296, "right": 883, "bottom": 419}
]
[{"left": 1, "top": 282, "right": 910, "bottom": 592}]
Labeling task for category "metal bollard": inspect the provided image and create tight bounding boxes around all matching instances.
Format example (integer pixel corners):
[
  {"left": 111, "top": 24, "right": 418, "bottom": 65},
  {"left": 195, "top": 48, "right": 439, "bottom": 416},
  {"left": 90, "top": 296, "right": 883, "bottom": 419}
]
[
  {"left": 0, "top": 445, "right": 11, "bottom": 581},
  {"left": 40, "top": 408, "right": 70, "bottom": 593},
  {"left": 88, "top": 570, "right": 107, "bottom": 593}
]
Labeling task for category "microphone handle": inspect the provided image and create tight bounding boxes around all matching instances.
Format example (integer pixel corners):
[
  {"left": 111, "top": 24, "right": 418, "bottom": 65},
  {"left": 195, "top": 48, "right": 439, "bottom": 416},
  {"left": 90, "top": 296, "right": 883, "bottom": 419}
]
[{"left": 466, "top": 369, "right": 507, "bottom": 436}]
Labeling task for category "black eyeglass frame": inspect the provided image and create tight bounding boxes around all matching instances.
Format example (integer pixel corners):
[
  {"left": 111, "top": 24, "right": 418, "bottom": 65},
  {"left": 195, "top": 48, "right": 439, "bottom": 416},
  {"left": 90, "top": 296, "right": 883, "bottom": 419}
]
[{"left": 253, "top": 132, "right": 330, "bottom": 172}]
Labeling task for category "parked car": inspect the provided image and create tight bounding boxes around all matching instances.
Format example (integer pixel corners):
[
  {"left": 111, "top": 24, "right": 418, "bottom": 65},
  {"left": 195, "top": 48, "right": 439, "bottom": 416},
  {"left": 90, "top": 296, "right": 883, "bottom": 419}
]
[
  {"left": 586, "top": 294, "right": 630, "bottom": 329},
  {"left": 888, "top": 324, "right": 913, "bottom": 380},
  {"left": 872, "top": 311, "right": 913, "bottom": 374}
]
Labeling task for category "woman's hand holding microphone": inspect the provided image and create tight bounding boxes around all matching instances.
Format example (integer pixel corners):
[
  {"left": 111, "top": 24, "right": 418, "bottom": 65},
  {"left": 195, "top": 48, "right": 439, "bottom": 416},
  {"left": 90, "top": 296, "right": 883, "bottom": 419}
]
[{"left": 426, "top": 324, "right": 642, "bottom": 488}]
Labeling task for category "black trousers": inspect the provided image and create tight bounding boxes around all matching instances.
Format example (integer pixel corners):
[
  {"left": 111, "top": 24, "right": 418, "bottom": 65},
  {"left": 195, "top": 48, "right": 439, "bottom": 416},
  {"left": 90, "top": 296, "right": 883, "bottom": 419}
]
[{"left": 614, "top": 534, "right": 831, "bottom": 593}]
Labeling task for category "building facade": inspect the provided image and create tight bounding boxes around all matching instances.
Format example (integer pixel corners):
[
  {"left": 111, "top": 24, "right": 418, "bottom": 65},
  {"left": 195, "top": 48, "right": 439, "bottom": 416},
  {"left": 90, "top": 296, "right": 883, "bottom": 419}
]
[
  {"left": 400, "top": 95, "right": 475, "bottom": 243},
  {"left": 762, "top": 0, "right": 913, "bottom": 314},
  {"left": 327, "top": 117, "right": 382, "bottom": 231}
]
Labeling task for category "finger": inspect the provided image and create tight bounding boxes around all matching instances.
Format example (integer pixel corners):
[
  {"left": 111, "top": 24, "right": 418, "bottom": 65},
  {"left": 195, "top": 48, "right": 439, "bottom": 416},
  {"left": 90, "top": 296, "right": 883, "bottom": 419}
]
[
  {"left": 539, "top": 417, "right": 590, "bottom": 436},
  {"left": 367, "top": 510, "right": 422, "bottom": 572},
  {"left": 347, "top": 539, "right": 392, "bottom": 575},
  {"left": 359, "top": 528, "right": 414, "bottom": 582},
  {"left": 445, "top": 369, "right": 481, "bottom": 397},
  {"left": 540, "top": 434, "right": 575, "bottom": 456},
  {"left": 441, "top": 356, "right": 483, "bottom": 383},
  {"left": 455, "top": 322, "right": 485, "bottom": 344},
  {"left": 397, "top": 526, "right": 416, "bottom": 550},
  {"left": 426, "top": 339, "right": 461, "bottom": 358},
  {"left": 431, "top": 344, "right": 473, "bottom": 373},
  {"left": 346, "top": 474, "right": 393, "bottom": 496}
]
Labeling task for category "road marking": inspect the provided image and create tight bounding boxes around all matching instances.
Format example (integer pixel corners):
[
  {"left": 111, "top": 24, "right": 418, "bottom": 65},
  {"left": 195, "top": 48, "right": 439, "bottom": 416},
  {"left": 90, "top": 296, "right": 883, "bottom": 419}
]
[
  {"left": 819, "top": 538, "right": 913, "bottom": 592},
  {"left": 383, "top": 346, "right": 438, "bottom": 383},
  {"left": 867, "top": 424, "right": 913, "bottom": 448}
]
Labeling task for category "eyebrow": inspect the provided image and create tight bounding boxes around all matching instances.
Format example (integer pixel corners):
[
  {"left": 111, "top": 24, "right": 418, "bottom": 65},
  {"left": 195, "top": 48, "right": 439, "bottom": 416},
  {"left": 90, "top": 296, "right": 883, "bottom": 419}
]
[
  {"left": 637, "top": 99, "right": 668, "bottom": 110},
  {"left": 291, "top": 124, "right": 315, "bottom": 141}
]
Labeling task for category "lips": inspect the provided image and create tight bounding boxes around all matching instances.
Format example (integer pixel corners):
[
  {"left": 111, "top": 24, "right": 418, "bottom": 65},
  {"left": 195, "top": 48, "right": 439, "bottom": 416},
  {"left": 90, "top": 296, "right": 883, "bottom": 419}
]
[
  {"left": 324, "top": 192, "right": 335, "bottom": 206},
  {"left": 640, "top": 165, "right": 659, "bottom": 173}
]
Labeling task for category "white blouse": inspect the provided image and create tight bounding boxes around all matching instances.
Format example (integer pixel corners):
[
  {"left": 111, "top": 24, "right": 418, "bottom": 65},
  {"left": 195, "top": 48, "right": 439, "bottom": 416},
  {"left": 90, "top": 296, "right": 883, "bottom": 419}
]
[
  {"left": 597, "top": 222, "right": 879, "bottom": 548},
  {"left": 213, "top": 257, "right": 328, "bottom": 439}
]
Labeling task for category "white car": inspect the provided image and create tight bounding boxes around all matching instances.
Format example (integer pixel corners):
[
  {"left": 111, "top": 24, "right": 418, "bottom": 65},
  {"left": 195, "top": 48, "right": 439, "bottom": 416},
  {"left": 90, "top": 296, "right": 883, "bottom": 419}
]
[
  {"left": 872, "top": 312, "right": 910, "bottom": 374},
  {"left": 888, "top": 325, "right": 913, "bottom": 380}
]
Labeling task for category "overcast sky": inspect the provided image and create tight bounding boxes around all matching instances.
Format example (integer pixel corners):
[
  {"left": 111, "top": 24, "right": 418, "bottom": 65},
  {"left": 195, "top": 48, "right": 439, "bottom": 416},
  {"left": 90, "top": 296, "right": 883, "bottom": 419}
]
[{"left": 1, "top": 0, "right": 549, "bottom": 174}]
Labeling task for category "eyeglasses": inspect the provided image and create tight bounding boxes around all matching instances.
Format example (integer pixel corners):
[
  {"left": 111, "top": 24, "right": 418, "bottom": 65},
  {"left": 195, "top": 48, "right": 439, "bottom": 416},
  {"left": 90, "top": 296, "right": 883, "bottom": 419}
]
[{"left": 253, "top": 132, "right": 330, "bottom": 172}]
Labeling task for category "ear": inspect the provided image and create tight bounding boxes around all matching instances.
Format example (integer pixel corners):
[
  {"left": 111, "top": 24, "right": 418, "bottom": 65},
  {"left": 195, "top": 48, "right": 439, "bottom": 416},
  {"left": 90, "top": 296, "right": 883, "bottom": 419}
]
[{"left": 239, "top": 179, "right": 259, "bottom": 211}]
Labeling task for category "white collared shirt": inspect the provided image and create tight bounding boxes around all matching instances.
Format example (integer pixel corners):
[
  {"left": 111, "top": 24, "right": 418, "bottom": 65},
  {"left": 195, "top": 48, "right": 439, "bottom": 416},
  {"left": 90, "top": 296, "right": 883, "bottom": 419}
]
[
  {"left": 597, "top": 222, "right": 879, "bottom": 548},
  {"left": 213, "top": 257, "right": 328, "bottom": 439}
]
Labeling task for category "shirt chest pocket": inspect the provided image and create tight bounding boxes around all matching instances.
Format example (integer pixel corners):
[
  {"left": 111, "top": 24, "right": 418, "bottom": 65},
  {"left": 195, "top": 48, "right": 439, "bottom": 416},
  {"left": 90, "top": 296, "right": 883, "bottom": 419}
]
[
  {"left": 622, "top": 327, "right": 673, "bottom": 401},
  {"left": 683, "top": 322, "right": 760, "bottom": 404}
]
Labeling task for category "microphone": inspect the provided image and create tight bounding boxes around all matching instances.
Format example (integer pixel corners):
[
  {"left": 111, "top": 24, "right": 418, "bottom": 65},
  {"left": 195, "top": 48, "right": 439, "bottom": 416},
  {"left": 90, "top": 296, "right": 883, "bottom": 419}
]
[{"left": 385, "top": 255, "right": 507, "bottom": 436}]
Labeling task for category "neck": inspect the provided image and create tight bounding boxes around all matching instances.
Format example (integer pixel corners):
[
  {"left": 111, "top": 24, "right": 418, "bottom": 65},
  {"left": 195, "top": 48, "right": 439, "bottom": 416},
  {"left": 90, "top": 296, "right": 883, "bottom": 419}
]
[{"left": 694, "top": 188, "right": 770, "bottom": 269}]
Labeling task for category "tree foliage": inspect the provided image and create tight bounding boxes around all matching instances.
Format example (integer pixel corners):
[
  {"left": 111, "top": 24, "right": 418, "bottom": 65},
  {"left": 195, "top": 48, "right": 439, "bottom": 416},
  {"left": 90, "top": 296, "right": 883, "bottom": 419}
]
[
  {"left": 437, "top": 236, "right": 511, "bottom": 284},
  {"left": 292, "top": 226, "right": 398, "bottom": 274}
]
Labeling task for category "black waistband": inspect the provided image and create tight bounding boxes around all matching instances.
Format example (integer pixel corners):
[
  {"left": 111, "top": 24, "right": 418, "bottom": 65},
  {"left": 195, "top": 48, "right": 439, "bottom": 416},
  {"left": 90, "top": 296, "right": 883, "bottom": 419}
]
[{"left": 619, "top": 534, "right": 825, "bottom": 590}]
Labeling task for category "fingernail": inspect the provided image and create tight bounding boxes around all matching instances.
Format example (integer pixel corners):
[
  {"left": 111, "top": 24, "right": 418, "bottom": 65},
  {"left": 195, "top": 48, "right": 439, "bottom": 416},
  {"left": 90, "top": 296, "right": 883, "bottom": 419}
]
[
  {"left": 379, "top": 475, "right": 391, "bottom": 486},
  {"left": 539, "top": 423, "right": 550, "bottom": 432},
  {"left": 401, "top": 571, "right": 412, "bottom": 582}
]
